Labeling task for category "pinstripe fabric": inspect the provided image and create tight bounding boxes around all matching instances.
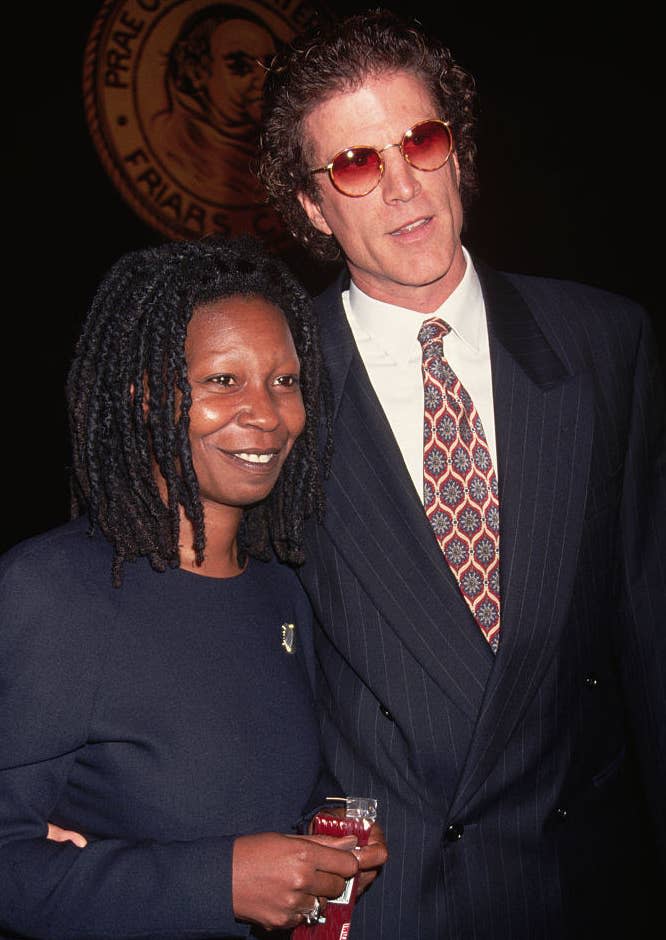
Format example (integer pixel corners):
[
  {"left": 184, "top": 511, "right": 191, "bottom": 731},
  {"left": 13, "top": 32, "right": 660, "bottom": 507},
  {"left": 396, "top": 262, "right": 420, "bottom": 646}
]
[{"left": 299, "top": 262, "right": 665, "bottom": 939}]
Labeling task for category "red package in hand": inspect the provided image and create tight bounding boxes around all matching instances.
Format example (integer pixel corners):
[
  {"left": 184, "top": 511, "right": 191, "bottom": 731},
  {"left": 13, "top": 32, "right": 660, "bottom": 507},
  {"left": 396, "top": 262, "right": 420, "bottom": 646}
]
[{"left": 293, "top": 797, "right": 377, "bottom": 940}]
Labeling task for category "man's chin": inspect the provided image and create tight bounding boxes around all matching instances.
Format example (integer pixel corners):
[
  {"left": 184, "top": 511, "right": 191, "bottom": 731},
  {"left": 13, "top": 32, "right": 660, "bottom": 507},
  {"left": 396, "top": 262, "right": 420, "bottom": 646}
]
[{"left": 347, "top": 260, "right": 462, "bottom": 310}]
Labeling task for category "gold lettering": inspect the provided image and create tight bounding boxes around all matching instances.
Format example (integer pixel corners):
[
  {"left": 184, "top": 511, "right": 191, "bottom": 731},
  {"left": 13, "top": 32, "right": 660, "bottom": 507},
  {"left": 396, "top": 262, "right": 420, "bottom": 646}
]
[
  {"left": 159, "top": 191, "right": 183, "bottom": 220},
  {"left": 183, "top": 204, "right": 206, "bottom": 234},
  {"left": 112, "top": 30, "right": 136, "bottom": 55},
  {"left": 211, "top": 211, "right": 232, "bottom": 237},
  {"left": 124, "top": 149, "right": 150, "bottom": 166},
  {"left": 253, "top": 210, "right": 282, "bottom": 238},
  {"left": 105, "top": 48, "right": 131, "bottom": 88},
  {"left": 136, "top": 167, "right": 164, "bottom": 197},
  {"left": 118, "top": 10, "right": 144, "bottom": 35}
]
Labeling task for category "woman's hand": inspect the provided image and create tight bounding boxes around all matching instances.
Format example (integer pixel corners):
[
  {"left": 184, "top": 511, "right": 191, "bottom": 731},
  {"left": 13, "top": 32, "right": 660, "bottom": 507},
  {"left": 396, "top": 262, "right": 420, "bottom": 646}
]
[
  {"left": 355, "top": 821, "right": 388, "bottom": 896},
  {"left": 46, "top": 824, "right": 87, "bottom": 848},
  {"left": 232, "top": 831, "right": 358, "bottom": 930},
  {"left": 308, "top": 807, "right": 388, "bottom": 898}
]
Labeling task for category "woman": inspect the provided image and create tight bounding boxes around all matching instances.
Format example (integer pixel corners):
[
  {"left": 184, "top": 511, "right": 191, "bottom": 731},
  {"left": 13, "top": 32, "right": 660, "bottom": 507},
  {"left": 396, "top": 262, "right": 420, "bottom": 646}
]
[{"left": 0, "top": 235, "right": 385, "bottom": 938}]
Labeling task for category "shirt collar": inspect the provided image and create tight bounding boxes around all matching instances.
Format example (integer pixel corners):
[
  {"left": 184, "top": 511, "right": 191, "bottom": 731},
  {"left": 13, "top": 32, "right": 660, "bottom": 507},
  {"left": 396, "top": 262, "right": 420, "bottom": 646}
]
[{"left": 346, "top": 247, "right": 485, "bottom": 363}]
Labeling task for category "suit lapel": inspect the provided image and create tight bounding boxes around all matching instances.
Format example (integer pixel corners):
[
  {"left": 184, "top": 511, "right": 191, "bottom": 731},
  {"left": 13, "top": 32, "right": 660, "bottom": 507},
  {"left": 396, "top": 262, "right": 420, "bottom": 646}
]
[
  {"left": 449, "top": 265, "right": 595, "bottom": 814},
  {"left": 314, "top": 265, "right": 594, "bottom": 805}
]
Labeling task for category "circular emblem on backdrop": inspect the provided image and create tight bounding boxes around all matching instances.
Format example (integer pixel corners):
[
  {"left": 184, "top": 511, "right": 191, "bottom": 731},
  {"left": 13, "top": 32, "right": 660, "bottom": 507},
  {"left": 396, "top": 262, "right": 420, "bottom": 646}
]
[{"left": 83, "top": 0, "right": 325, "bottom": 243}]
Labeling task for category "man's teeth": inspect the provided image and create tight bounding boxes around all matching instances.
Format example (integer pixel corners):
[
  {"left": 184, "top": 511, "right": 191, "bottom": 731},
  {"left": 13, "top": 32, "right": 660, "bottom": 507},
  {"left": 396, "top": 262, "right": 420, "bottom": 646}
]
[
  {"left": 395, "top": 218, "right": 427, "bottom": 234},
  {"left": 237, "top": 452, "right": 274, "bottom": 464}
]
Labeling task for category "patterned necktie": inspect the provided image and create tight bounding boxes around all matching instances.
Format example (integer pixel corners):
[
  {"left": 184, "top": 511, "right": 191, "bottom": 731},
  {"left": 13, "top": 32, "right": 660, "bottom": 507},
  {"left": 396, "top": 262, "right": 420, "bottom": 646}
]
[{"left": 418, "top": 318, "right": 501, "bottom": 652}]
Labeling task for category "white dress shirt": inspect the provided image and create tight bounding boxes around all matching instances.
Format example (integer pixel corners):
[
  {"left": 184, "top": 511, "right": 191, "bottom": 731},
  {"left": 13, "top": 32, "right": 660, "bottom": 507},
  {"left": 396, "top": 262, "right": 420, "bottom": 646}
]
[{"left": 342, "top": 248, "right": 497, "bottom": 501}]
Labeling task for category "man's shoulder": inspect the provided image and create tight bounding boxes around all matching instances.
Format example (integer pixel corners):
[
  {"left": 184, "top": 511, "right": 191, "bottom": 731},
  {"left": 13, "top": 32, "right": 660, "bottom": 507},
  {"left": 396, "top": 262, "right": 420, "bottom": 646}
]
[
  {"left": 313, "top": 268, "right": 348, "bottom": 312},
  {"left": 499, "top": 268, "right": 646, "bottom": 326}
]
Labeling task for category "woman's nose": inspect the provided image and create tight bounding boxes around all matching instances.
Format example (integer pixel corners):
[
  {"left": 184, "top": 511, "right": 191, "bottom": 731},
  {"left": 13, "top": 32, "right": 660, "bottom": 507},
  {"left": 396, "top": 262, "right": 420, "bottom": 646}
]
[{"left": 236, "top": 386, "right": 280, "bottom": 429}]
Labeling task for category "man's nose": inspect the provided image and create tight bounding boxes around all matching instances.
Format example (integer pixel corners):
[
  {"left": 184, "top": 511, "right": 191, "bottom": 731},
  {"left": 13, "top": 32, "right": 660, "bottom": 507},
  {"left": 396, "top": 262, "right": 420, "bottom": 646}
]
[{"left": 381, "top": 146, "right": 421, "bottom": 203}]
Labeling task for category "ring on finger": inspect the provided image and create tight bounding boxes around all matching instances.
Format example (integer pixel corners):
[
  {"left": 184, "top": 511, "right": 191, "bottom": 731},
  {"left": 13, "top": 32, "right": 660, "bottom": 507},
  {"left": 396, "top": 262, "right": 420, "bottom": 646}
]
[{"left": 303, "top": 896, "right": 326, "bottom": 925}]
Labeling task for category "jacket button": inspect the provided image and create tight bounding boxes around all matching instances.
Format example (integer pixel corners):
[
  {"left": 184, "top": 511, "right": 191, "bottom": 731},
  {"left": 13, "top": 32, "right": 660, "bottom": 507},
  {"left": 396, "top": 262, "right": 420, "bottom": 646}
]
[
  {"left": 379, "top": 704, "right": 394, "bottom": 721},
  {"left": 445, "top": 823, "right": 464, "bottom": 842},
  {"left": 554, "top": 807, "right": 568, "bottom": 822},
  {"left": 584, "top": 674, "right": 599, "bottom": 688}
]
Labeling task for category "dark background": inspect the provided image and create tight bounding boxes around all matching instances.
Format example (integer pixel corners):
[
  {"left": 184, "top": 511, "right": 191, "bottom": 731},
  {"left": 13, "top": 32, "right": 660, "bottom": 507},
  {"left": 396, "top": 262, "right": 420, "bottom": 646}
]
[{"left": 6, "top": 2, "right": 663, "bottom": 555}]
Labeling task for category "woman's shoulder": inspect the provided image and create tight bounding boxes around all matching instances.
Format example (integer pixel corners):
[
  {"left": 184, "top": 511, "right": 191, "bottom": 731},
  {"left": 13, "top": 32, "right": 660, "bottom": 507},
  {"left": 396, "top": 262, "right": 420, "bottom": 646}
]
[
  {"left": 0, "top": 517, "right": 112, "bottom": 584},
  {"left": 245, "top": 555, "right": 313, "bottom": 620},
  {"left": 0, "top": 519, "right": 120, "bottom": 760},
  {"left": 247, "top": 554, "right": 307, "bottom": 595},
  {"left": 0, "top": 518, "right": 120, "bottom": 628}
]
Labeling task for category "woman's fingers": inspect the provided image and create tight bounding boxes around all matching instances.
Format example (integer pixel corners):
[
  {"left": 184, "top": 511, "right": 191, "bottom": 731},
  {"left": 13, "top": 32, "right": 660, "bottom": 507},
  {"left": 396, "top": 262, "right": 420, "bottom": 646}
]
[
  {"left": 46, "top": 823, "right": 88, "bottom": 848},
  {"left": 232, "top": 831, "right": 358, "bottom": 930}
]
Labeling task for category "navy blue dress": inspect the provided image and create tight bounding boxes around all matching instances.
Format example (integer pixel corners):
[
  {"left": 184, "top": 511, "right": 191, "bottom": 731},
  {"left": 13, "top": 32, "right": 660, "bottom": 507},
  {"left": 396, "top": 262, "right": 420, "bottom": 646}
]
[{"left": 0, "top": 518, "right": 330, "bottom": 938}]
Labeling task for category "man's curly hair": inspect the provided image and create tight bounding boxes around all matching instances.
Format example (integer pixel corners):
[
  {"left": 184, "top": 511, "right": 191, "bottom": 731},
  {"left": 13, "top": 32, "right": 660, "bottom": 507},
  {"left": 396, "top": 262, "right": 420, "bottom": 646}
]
[
  {"left": 257, "top": 8, "right": 479, "bottom": 262},
  {"left": 66, "top": 234, "right": 331, "bottom": 586}
]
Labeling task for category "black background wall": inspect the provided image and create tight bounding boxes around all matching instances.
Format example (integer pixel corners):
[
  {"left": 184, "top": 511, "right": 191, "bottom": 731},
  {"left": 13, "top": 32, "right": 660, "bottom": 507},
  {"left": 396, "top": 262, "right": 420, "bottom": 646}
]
[{"left": 6, "top": 2, "right": 663, "bottom": 555}]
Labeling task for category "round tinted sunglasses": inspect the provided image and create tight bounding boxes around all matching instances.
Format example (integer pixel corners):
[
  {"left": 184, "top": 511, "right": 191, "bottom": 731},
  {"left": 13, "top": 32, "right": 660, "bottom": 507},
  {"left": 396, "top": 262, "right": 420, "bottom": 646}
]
[{"left": 309, "top": 119, "right": 453, "bottom": 198}]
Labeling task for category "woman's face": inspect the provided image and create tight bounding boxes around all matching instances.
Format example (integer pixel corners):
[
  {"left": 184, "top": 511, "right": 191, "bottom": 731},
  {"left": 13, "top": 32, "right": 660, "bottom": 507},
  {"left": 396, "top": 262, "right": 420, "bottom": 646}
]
[{"left": 184, "top": 294, "right": 305, "bottom": 518}]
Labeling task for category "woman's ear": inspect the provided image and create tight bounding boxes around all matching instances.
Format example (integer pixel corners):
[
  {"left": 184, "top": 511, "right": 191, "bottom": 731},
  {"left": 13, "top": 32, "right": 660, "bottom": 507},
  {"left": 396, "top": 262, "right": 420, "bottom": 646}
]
[{"left": 129, "top": 378, "right": 151, "bottom": 417}]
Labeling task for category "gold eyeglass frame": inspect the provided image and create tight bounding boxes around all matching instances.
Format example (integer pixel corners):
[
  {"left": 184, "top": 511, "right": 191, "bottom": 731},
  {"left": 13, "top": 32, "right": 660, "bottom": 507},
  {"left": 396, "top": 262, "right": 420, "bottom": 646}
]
[{"left": 309, "top": 119, "right": 454, "bottom": 197}]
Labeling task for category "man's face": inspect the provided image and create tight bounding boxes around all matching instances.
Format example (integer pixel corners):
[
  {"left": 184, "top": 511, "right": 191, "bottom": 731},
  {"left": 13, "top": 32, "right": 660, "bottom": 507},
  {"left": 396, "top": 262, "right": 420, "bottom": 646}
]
[{"left": 298, "top": 70, "right": 466, "bottom": 312}]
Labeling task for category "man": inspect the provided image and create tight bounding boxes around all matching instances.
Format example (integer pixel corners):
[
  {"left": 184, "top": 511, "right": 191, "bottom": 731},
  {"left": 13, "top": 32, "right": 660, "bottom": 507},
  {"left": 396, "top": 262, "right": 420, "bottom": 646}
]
[{"left": 258, "top": 9, "right": 666, "bottom": 938}]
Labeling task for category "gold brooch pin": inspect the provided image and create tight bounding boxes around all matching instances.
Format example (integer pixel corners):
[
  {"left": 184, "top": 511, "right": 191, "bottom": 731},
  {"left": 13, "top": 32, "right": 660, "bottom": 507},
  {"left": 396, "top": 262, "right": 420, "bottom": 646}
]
[{"left": 281, "top": 622, "right": 296, "bottom": 654}]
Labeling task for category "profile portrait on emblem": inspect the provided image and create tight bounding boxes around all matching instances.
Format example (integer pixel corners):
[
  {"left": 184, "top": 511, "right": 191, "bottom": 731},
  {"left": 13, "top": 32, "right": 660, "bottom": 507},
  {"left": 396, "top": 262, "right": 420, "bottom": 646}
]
[{"left": 150, "top": 3, "right": 278, "bottom": 207}]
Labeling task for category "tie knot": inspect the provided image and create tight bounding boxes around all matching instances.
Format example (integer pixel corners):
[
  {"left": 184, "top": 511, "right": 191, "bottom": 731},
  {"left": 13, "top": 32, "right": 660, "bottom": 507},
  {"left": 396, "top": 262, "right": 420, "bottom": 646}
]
[{"left": 417, "top": 318, "right": 451, "bottom": 358}]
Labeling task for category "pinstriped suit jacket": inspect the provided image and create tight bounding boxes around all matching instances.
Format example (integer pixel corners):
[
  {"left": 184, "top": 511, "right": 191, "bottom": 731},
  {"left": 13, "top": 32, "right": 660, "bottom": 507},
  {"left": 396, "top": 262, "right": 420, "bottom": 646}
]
[{"left": 300, "top": 262, "right": 666, "bottom": 939}]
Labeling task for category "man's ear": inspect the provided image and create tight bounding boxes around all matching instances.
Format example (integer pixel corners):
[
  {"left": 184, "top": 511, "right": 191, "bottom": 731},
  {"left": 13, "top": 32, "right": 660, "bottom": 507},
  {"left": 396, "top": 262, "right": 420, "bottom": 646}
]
[
  {"left": 451, "top": 150, "right": 461, "bottom": 188},
  {"left": 297, "top": 190, "right": 334, "bottom": 237}
]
